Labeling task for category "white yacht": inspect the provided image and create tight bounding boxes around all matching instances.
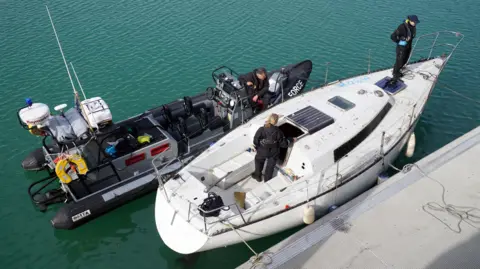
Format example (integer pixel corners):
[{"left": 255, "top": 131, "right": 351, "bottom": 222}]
[{"left": 153, "top": 31, "right": 464, "bottom": 254}]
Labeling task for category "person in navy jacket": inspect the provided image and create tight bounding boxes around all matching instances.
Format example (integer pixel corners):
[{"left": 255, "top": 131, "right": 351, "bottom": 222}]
[{"left": 390, "top": 15, "right": 420, "bottom": 84}]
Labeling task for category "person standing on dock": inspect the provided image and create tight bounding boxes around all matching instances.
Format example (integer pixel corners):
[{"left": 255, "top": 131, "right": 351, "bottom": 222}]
[
  {"left": 390, "top": 15, "right": 420, "bottom": 84},
  {"left": 239, "top": 68, "right": 270, "bottom": 111},
  {"left": 251, "top": 113, "right": 290, "bottom": 182}
]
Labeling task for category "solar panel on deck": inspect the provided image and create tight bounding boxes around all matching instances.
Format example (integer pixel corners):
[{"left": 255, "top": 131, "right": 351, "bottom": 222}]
[{"left": 286, "top": 106, "right": 334, "bottom": 134}]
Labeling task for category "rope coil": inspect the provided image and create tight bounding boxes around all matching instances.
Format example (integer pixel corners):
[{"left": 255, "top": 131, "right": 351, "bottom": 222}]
[{"left": 389, "top": 163, "right": 480, "bottom": 233}]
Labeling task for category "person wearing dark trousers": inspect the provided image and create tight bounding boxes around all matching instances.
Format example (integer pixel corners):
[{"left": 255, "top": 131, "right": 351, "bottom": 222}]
[
  {"left": 390, "top": 15, "right": 420, "bottom": 85},
  {"left": 251, "top": 113, "right": 290, "bottom": 182},
  {"left": 238, "top": 68, "right": 270, "bottom": 111}
]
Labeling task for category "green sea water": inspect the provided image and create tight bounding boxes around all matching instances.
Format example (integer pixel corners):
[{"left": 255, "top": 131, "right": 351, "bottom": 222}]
[{"left": 1, "top": 0, "right": 480, "bottom": 268}]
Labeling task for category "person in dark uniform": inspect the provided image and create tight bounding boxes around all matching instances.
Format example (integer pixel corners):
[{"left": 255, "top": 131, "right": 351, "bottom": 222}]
[
  {"left": 251, "top": 113, "right": 290, "bottom": 182},
  {"left": 390, "top": 15, "right": 420, "bottom": 84},
  {"left": 238, "top": 68, "right": 271, "bottom": 111}
]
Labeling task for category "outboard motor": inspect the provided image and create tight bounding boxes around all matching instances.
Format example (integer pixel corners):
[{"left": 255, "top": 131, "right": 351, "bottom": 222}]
[
  {"left": 18, "top": 98, "right": 91, "bottom": 170},
  {"left": 267, "top": 71, "right": 289, "bottom": 106},
  {"left": 80, "top": 97, "right": 113, "bottom": 129},
  {"left": 19, "top": 98, "right": 93, "bottom": 143}
]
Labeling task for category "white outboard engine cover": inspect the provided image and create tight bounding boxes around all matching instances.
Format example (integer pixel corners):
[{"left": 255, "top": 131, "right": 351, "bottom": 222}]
[
  {"left": 268, "top": 72, "right": 288, "bottom": 95},
  {"left": 80, "top": 97, "right": 112, "bottom": 129},
  {"left": 19, "top": 103, "right": 51, "bottom": 127},
  {"left": 230, "top": 79, "right": 243, "bottom": 90}
]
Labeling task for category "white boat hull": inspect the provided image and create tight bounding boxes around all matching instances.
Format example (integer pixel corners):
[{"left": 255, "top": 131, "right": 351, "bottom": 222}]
[
  {"left": 197, "top": 126, "right": 413, "bottom": 252},
  {"left": 155, "top": 122, "right": 415, "bottom": 253},
  {"left": 155, "top": 34, "right": 466, "bottom": 252}
]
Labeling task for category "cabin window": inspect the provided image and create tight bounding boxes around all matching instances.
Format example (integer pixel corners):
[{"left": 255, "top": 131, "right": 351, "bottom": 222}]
[
  {"left": 328, "top": 96, "right": 355, "bottom": 111},
  {"left": 333, "top": 102, "right": 393, "bottom": 161}
]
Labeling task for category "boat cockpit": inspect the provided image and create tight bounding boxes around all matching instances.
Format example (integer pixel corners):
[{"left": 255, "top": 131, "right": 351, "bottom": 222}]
[{"left": 206, "top": 66, "right": 293, "bottom": 128}]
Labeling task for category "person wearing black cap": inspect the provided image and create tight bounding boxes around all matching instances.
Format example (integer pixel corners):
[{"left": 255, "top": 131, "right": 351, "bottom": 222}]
[
  {"left": 390, "top": 15, "right": 420, "bottom": 84},
  {"left": 238, "top": 67, "right": 270, "bottom": 111}
]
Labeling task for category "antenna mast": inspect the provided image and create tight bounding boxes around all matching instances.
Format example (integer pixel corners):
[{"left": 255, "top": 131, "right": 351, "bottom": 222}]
[
  {"left": 70, "top": 62, "right": 87, "bottom": 100},
  {"left": 45, "top": 6, "right": 95, "bottom": 132},
  {"left": 45, "top": 5, "right": 77, "bottom": 95}
]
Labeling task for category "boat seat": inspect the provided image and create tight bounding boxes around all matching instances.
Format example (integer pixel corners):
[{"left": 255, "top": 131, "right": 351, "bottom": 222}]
[
  {"left": 184, "top": 115, "right": 204, "bottom": 139},
  {"left": 192, "top": 102, "right": 208, "bottom": 116},
  {"left": 183, "top": 96, "right": 194, "bottom": 117},
  {"left": 245, "top": 192, "right": 261, "bottom": 208},
  {"left": 264, "top": 175, "right": 289, "bottom": 192},
  {"left": 176, "top": 117, "right": 188, "bottom": 139},
  {"left": 249, "top": 184, "right": 273, "bottom": 203},
  {"left": 241, "top": 174, "right": 290, "bottom": 209},
  {"left": 212, "top": 151, "right": 255, "bottom": 190},
  {"left": 194, "top": 107, "right": 209, "bottom": 129}
]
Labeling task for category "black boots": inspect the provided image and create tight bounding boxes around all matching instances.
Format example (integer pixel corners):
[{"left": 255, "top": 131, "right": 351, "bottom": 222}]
[
  {"left": 251, "top": 172, "right": 262, "bottom": 182},
  {"left": 388, "top": 77, "right": 398, "bottom": 86}
]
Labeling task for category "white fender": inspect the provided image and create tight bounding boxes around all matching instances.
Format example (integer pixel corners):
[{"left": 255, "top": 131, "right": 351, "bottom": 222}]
[
  {"left": 405, "top": 132, "right": 416, "bottom": 158},
  {"left": 303, "top": 205, "right": 315, "bottom": 224}
]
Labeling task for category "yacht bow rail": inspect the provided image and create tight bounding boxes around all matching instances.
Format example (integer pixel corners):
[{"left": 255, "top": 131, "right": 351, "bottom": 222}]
[
  {"left": 322, "top": 31, "right": 464, "bottom": 87},
  {"left": 407, "top": 31, "right": 464, "bottom": 65}
]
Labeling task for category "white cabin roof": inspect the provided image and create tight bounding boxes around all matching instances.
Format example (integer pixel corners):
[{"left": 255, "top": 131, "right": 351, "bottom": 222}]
[{"left": 237, "top": 82, "right": 392, "bottom": 172}]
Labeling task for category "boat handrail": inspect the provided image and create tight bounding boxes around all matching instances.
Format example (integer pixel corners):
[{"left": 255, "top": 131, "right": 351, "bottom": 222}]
[
  {"left": 318, "top": 31, "right": 464, "bottom": 88},
  {"left": 152, "top": 156, "right": 182, "bottom": 202},
  {"left": 152, "top": 155, "right": 178, "bottom": 178},
  {"left": 197, "top": 202, "right": 248, "bottom": 231},
  {"left": 407, "top": 31, "right": 464, "bottom": 65},
  {"left": 195, "top": 172, "right": 340, "bottom": 234},
  {"left": 200, "top": 152, "right": 387, "bottom": 232}
]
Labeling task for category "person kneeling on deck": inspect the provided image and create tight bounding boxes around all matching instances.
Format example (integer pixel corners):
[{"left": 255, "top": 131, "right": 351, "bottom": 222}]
[
  {"left": 389, "top": 15, "right": 420, "bottom": 85},
  {"left": 251, "top": 113, "right": 290, "bottom": 182},
  {"left": 238, "top": 67, "right": 270, "bottom": 111}
]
